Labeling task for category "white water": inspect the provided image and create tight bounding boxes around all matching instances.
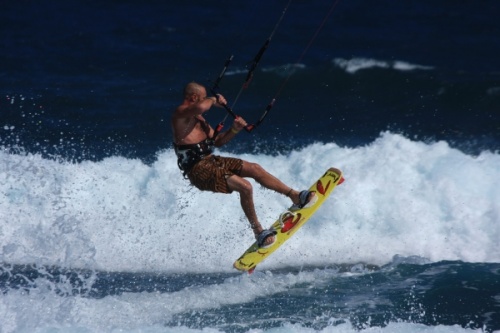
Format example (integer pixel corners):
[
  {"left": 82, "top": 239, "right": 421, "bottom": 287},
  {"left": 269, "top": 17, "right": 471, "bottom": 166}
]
[
  {"left": 1, "top": 132, "right": 499, "bottom": 273},
  {"left": 0, "top": 266, "right": 490, "bottom": 333},
  {"left": 332, "top": 57, "right": 434, "bottom": 73},
  {"left": 1, "top": 132, "right": 499, "bottom": 333}
]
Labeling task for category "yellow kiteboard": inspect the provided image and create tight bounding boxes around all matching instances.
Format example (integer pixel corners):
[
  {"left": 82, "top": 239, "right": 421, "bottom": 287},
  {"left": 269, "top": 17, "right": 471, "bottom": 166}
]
[{"left": 233, "top": 167, "right": 344, "bottom": 273}]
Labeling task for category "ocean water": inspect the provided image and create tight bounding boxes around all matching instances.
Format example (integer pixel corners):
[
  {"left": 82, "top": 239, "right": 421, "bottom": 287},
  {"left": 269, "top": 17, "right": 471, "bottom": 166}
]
[{"left": 1, "top": 1, "right": 500, "bottom": 332}]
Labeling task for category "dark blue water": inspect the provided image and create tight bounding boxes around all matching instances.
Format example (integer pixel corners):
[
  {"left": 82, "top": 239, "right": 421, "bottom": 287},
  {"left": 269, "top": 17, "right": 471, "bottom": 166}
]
[
  {"left": 2, "top": 0, "right": 499, "bottom": 162},
  {"left": 1, "top": 260, "right": 499, "bottom": 332},
  {"left": 1, "top": 1, "right": 499, "bottom": 332}
]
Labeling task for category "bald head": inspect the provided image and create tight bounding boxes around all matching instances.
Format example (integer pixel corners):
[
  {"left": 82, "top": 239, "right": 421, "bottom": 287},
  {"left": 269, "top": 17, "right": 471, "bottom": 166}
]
[{"left": 183, "top": 82, "right": 206, "bottom": 99}]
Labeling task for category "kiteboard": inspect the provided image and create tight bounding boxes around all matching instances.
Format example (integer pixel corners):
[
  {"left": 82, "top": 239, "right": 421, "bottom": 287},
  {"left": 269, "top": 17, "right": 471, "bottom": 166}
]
[{"left": 233, "top": 167, "right": 344, "bottom": 273}]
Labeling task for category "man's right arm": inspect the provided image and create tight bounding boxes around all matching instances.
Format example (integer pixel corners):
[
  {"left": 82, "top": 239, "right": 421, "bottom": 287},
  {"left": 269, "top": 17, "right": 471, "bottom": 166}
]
[{"left": 178, "top": 97, "right": 216, "bottom": 119}]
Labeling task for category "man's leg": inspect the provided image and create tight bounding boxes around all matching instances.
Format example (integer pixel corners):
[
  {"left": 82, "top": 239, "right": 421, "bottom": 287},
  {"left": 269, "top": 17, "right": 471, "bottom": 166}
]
[
  {"left": 225, "top": 160, "right": 314, "bottom": 246},
  {"left": 226, "top": 174, "right": 275, "bottom": 246},
  {"left": 239, "top": 161, "right": 313, "bottom": 206}
]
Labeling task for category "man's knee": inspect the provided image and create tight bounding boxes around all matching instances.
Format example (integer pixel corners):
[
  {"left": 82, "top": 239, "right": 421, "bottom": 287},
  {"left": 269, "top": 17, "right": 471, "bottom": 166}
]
[
  {"left": 238, "top": 178, "right": 253, "bottom": 196},
  {"left": 227, "top": 175, "right": 253, "bottom": 195},
  {"left": 246, "top": 161, "right": 266, "bottom": 176}
]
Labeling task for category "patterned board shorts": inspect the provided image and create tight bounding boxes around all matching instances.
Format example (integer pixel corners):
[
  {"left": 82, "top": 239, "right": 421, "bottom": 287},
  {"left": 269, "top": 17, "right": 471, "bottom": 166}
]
[{"left": 187, "top": 155, "right": 243, "bottom": 194}]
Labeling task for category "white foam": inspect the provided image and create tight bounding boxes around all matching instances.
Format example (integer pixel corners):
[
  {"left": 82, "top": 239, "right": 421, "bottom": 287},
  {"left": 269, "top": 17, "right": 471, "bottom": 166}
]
[
  {"left": 333, "top": 58, "right": 434, "bottom": 74},
  {"left": 1, "top": 132, "right": 499, "bottom": 273},
  {"left": 0, "top": 268, "right": 485, "bottom": 333}
]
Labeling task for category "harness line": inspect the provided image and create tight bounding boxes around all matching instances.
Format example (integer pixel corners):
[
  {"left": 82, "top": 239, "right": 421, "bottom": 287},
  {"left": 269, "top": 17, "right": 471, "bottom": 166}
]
[
  {"left": 231, "top": 0, "right": 292, "bottom": 109},
  {"left": 212, "top": 0, "right": 340, "bottom": 135},
  {"left": 210, "top": 0, "right": 291, "bottom": 136},
  {"left": 273, "top": 0, "right": 341, "bottom": 100}
]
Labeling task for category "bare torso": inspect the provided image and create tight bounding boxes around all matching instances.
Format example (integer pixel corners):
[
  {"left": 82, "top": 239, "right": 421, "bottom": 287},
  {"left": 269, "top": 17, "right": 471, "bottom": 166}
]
[{"left": 172, "top": 105, "right": 214, "bottom": 146}]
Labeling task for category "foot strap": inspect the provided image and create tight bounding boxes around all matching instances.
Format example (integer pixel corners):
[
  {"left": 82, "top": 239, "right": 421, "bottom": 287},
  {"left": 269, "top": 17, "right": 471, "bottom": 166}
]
[
  {"left": 279, "top": 211, "right": 297, "bottom": 227},
  {"left": 257, "top": 229, "right": 277, "bottom": 248},
  {"left": 291, "top": 190, "right": 317, "bottom": 211}
]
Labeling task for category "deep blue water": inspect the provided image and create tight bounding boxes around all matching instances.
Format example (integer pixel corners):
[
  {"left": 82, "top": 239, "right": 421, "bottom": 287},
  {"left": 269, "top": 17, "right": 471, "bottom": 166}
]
[
  {"left": 1, "top": 1, "right": 499, "bottom": 332},
  {"left": 1, "top": 0, "right": 499, "bottom": 162},
  {"left": 1, "top": 260, "right": 500, "bottom": 332}
]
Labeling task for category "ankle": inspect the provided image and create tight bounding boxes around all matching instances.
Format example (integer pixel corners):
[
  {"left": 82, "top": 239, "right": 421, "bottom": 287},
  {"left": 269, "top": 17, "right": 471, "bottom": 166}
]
[
  {"left": 251, "top": 223, "right": 263, "bottom": 235},
  {"left": 288, "top": 190, "right": 299, "bottom": 204}
]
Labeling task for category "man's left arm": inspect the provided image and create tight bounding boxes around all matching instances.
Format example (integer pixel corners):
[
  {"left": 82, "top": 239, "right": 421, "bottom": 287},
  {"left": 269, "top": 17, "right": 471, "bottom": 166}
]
[{"left": 213, "top": 117, "right": 246, "bottom": 147}]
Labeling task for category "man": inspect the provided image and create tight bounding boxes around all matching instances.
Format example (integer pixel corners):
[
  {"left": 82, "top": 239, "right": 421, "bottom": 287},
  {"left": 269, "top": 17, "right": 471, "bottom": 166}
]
[{"left": 172, "top": 82, "right": 315, "bottom": 248}]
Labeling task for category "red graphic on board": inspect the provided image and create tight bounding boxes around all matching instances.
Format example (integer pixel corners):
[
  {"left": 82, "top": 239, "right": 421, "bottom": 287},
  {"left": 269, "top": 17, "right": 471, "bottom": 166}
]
[
  {"left": 317, "top": 179, "right": 331, "bottom": 195},
  {"left": 281, "top": 213, "right": 302, "bottom": 233}
]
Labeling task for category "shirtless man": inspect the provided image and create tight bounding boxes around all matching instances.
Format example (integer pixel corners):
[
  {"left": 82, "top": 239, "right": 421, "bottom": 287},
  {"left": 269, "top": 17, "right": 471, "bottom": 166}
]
[{"left": 171, "top": 82, "right": 315, "bottom": 247}]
